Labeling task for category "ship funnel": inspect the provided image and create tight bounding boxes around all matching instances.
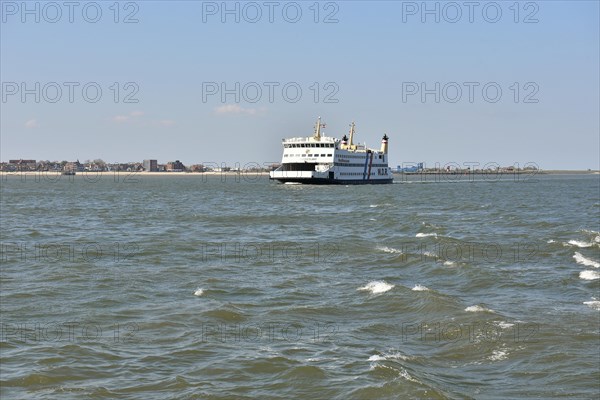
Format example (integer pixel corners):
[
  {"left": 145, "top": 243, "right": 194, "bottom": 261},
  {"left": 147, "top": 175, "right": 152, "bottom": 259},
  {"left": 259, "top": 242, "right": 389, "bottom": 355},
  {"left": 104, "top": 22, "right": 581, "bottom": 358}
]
[{"left": 381, "top": 134, "right": 389, "bottom": 154}]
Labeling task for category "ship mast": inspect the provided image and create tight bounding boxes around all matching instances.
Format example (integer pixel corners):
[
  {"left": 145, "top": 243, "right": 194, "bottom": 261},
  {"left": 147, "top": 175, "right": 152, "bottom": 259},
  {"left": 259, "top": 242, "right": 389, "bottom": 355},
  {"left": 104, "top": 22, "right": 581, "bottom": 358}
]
[{"left": 314, "top": 116, "right": 324, "bottom": 140}]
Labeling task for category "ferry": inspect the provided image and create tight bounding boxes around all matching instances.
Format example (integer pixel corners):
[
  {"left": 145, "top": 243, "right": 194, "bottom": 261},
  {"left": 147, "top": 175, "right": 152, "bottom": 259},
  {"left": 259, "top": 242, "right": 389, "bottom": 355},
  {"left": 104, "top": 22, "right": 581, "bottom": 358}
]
[{"left": 269, "top": 118, "right": 393, "bottom": 184}]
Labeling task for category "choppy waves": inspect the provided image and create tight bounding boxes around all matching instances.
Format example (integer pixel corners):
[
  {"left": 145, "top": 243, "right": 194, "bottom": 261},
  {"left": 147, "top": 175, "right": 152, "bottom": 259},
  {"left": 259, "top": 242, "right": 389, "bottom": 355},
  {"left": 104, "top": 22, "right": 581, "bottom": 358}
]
[
  {"left": 579, "top": 270, "right": 600, "bottom": 280},
  {"left": 567, "top": 239, "right": 596, "bottom": 248},
  {"left": 358, "top": 281, "right": 395, "bottom": 294},
  {"left": 2, "top": 174, "right": 600, "bottom": 398},
  {"left": 416, "top": 232, "right": 438, "bottom": 238},
  {"left": 573, "top": 252, "right": 600, "bottom": 268},
  {"left": 376, "top": 246, "right": 403, "bottom": 254},
  {"left": 465, "top": 305, "right": 494, "bottom": 313},
  {"left": 583, "top": 298, "right": 600, "bottom": 310}
]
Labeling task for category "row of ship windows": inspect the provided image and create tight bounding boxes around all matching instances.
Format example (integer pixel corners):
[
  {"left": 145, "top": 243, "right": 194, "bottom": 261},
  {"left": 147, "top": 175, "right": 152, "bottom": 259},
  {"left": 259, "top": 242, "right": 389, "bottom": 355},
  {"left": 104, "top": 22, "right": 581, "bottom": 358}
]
[
  {"left": 283, "top": 152, "right": 383, "bottom": 159},
  {"left": 284, "top": 143, "right": 335, "bottom": 148},
  {"left": 282, "top": 155, "right": 387, "bottom": 165},
  {"left": 284, "top": 154, "right": 332, "bottom": 157},
  {"left": 340, "top": 154, "right": 385, "bottom": 160},
  {"left": 334, "top": 163, "right": 388, "bottom": 167},
  {"left": 340, "top": 154, "right": 368, "bottom": 159},
  {"left": 340, "top": 169, "right": 389, "bottom": 176}
]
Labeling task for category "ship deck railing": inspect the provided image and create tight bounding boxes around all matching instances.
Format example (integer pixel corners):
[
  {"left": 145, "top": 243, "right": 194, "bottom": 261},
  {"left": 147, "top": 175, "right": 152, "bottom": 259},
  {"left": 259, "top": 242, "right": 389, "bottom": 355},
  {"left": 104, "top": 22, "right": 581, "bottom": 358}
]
[{"left": 283, "top": 136, "right": 337, "bottom": 143}]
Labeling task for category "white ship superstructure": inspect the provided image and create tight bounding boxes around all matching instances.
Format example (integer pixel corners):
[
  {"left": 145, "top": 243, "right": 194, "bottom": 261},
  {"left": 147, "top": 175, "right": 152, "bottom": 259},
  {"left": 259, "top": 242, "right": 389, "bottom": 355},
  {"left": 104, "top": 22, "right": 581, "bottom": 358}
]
[{"left": 269, "top": 118, "right": 393, "bottom": 184}]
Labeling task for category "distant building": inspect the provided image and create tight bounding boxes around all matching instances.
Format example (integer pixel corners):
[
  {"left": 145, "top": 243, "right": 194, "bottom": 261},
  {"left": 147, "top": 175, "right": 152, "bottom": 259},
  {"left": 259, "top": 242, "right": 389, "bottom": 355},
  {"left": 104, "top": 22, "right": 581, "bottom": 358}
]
[
  {"left": 143, "top": 159, "right": 158, "bottom": 172},
  {"left": 166, "top": 160, "right": 185, "bottom": 172},
  {"left": 189, "top": 164, "right": 206, "bottom": 172},
  {"left": 64, "top": 160, "right": 84, "bottom": 173},
  {"left": 9, "top": 159, "right": 36, "bottom": 164},
  {"left": 9, "top": 159, "right": 36, "bottom": 171},
  {"left": 397, "top": 162, "right": 423, "bottom": 173}
]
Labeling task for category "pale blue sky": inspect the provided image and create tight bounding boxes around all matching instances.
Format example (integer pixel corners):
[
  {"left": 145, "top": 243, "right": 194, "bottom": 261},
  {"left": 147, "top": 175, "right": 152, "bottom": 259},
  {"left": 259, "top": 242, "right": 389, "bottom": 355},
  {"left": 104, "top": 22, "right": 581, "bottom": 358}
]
[{"left": 1, "top": 1, "right": 599, "bottom": 169}]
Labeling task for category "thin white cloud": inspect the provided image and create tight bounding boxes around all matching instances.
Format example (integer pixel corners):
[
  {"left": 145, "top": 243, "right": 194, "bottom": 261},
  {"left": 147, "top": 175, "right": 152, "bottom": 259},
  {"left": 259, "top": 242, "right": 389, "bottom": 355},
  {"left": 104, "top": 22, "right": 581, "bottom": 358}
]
[
  {"left": 158, "top": 119, "right": 175, "bottom": 127},
  {"left": 112, "top": 111, "right": 145, "bottom": 123},
  {"left": 214, "top": 104, "right": 266, "bottom": 116},
  {"left": 110, "top": 111, "right": 175, "bottom": 127},
  {"left": 25, "top": 119, "right": 39, "bottom": 128},
  {"left": 113, "top": 115, "right": 129, "bottom": 122}
]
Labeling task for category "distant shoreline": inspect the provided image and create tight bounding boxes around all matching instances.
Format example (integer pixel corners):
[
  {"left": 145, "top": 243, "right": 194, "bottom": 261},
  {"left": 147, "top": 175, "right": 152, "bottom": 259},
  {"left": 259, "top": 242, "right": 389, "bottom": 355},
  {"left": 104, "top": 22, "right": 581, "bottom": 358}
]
[
  {"left": 0, "top": 170, "right": 598, "bottom": 177},
  {"left": 539, "top": 170, "right": 600, "bottom": 175},
  {"left": 0, "top": 171, "right": 266, "bottom": 176},
  {"left": 396, "top": 170, "right": 599, "bottom": 175}
]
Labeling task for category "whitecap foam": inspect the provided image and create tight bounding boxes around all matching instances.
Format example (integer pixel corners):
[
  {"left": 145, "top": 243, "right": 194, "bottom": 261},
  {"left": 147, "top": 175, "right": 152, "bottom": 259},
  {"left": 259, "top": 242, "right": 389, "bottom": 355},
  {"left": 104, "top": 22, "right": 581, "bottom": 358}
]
[
  {"left": 369, "top": 204, "right": 378, "bottom": 208},
  {"left": 412, "top": 284, "right": 430, "bottom": 291},
  {"left": 583, "top": 300, "right": 600, "bottom": 310},
  {"left": 465, "top": 305, "right": 493, "bottom": 313},
  {"left": 422, "top": 251, "right": 437, "bottom": 258},
  {"left": 377, "top": 246, "right": 403, "bottom": 254},
  {"left": 416, "top": 233, "right": 437, "bottom": 238},
  {"left": 573, "top": 252, "right": 600, "bottom": 268},
  {"left": 567, "top": 240, "right": 594, "bottom": 248},
  {"left": 547, "top": 239, "right": 556, "bottom": 244},
  {"left": 386, "top": 351, "right": 411, "bottom": 361},
  {"left": 422, "top": 222, "right": 442, "bottom": 229},
  {"left": 398, "top": 367, "right": 420, "bottom": 383},
  {"left": 443, "top": 260, "right": 456, "bottom": 266},
  {"left": 368, "top": 350, "right": 411, "bottom": 362},
  {"left": 495, "top": 321, "right": 514, "bottom": 329},
  {"left": 488, "top": 349, "right": 508, "bottom": 361},
  {"left": 358, "top": 281, "right": 394, "bottom": 294},
  {"left": 369, "top": 360, "right": 419, "bottom": 383},
  {"left": 579, "top": 270, "right": 599, "bottom": 280},
  {"left": 194, "top": 288, "right": 204, "bottom": 296}
]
